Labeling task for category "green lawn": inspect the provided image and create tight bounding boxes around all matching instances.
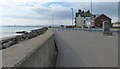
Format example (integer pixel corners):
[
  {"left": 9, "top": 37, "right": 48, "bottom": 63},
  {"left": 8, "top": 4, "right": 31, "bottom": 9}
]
[{"left": 111, "top": 28, "right": 120, "bottom": 29}]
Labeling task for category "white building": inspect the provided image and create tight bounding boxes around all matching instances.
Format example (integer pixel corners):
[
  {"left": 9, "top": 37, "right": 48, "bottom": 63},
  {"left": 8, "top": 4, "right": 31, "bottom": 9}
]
[
  {"left": 75, "top": 9, "right": 94, "bottom": 28},
  {"left": 112, "top": 22, "right": 120, "bottom": 28},
  {"left": 75, "top": 10, "right": 93, "bottom": 27},
  {"left": 76, "top": 15, "right": 93, "bottom": 27}
]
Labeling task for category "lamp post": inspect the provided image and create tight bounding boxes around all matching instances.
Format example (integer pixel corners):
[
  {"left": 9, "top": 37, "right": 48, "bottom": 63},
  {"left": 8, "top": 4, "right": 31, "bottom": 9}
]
[
  {"left": 52, "top": 15, "right": 54, "bottom": 28},
  {"left": 84, "top": 8, "right": 86, "bottom": 28},
  {"left": 71, "top": 8, "right": 74, "bottom": 30},
  {"left": 90, "top": 0, "right": 93, "bottom": 31},
  {"left": 118, "top": 1, "right": 120, "bottom": 22}
]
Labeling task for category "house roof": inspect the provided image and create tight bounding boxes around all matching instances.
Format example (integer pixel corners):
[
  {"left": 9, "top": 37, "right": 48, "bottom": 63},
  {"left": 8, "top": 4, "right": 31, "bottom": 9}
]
[
  {"left": 76, "top": 9, "right": 93, "bottom": 17},
  {"left": 94, "top": 14, "right": 112, "bottom": 20}
]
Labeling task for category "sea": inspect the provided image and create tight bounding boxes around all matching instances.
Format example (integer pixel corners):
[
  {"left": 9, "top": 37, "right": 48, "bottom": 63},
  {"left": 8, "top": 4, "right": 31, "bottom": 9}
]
[{"left": 0, "top": 26, "right": 42, "bottom": 38}]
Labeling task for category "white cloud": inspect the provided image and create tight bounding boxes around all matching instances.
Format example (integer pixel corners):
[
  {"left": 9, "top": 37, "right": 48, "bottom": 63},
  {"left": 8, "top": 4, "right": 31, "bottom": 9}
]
[
  {"left": 0, "top": 0, "right": 7, "bottom": 4},
  {"left": 1, "top": 17, "right": 72, "bottom": 25},
  {"left": 0, "top": 0, "right": 119, "bottom": 25},
  {"left": 112, "top": 17, "right": 118, "bottom": 23},
  {"left": 1, "top": 17, "right": 49, "bottom": 25},
  {"left": 49, "top": 4, "right": 63, "bottom": 8},
  {"left": 66, "top": 0, "right": 119, "bottom": 2},
  {"left": 0, "top": 0, "right": 119, "bottom": 6}
]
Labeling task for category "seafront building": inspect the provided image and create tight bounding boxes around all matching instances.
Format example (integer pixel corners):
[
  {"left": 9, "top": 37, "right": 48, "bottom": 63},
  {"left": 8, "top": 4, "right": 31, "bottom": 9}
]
[
  {"left": 75, "top": 9, "right": 112, "bottom": 28},
  {"left": 75, "top": 9, "right": 93, "bottom": 27}
]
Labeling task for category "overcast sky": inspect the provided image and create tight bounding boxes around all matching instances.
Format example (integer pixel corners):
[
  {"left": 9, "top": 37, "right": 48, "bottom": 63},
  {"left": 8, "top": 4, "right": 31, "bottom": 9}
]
[{"left": 0, "top": 0, "right": 119, "bottom": 25}]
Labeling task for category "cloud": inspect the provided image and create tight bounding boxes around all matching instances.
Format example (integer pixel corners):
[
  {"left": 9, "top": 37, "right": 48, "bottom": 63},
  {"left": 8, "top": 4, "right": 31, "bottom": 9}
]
[
  {"left": 0, "top": 0, "right": 119, "bottom": 25},
  {"left": 53, "top": 9, "right": 72, "bottom": 19},
  {"left": 49, "top": 3, "right": 63, "bottom": 8},
  {"left": 1, "top": 17, "right": 52, "bottom": 25},
  {"left": 32, "top": 4, "right": 72, "bottom": 20},
  {"left": 112, "top": 17, "right": 118, "bottom": 23},
  {"left": 72, "top": 2, "right": 118, "bottom": 18},
  {"left": 42, "top": 2, "right": 72, "bottom": 8},
  {"left": 92, "top": 2, "right": 118, "bottom": 17}
]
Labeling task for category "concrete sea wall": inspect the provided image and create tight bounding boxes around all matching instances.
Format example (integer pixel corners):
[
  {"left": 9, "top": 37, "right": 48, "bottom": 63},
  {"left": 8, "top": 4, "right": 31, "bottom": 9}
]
[
  {"left": 1, "top": 27, "right": 48, "bottom": 50},
  {"left": 2, "top": 29, "right": 58, "bottom": 68}
]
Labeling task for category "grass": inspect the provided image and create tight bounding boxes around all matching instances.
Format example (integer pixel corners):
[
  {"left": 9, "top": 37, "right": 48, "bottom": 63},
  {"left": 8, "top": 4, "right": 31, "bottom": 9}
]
[{"left": 111, "top": 28, "right": 120, "bottom": 29}]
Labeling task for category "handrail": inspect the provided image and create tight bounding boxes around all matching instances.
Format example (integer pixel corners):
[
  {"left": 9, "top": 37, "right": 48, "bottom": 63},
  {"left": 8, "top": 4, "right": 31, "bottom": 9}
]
[{"left": 55, "top": 28, "right": 120, "bottom": 33}]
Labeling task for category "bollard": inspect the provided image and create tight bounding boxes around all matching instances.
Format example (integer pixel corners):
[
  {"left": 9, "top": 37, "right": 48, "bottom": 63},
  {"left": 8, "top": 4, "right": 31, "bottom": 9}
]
[{"left": 102, "top": 21, "right": 112, "bottom": 36}]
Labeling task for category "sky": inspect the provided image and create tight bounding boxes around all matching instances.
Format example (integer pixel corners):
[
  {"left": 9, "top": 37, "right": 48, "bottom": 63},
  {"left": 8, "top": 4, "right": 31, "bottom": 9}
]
[{"left": 0, "top": 0, "right": 119, "bottom": 25}]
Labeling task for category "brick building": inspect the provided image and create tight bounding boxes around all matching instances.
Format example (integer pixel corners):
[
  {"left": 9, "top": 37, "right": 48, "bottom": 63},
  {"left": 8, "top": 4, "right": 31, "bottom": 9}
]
[{"left": 93, "top": 14, "right": 112, "bottom": 27}]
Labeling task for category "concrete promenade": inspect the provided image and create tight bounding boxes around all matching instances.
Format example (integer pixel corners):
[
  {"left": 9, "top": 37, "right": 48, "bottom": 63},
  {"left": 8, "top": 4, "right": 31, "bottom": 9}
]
[{"left": 55, "top": 30, "right": 118, "bottom": 67}]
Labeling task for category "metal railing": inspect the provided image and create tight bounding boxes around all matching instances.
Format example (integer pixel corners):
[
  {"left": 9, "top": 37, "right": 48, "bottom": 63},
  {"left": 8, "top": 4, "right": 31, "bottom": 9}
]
[{"left": 55, "top": 28, "right": 120, "bottom": 33}]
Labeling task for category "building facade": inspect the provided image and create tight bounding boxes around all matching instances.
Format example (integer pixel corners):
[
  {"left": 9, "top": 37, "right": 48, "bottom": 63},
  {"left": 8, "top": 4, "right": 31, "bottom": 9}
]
[
  {"left": 75, "top": 9, "right": 112, "bottom": 28},
  {"left": 93, "top": 14, "right": 112, "bottom": 27},
  {"left": 75, "top": 9, "right": 93, "bottom": 27}
]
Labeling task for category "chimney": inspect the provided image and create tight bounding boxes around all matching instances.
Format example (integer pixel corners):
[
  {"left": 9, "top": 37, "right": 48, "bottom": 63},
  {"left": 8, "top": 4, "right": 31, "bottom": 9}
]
[
  {"left": 86, "top": 10, "right": 90, "bottom": 13},
  {"left": 76, "top": 13, "right": 78, "bottom": 17},
  {"left": 78, "top": 9, "right": 81, "bottom": 13},
  {"left": 82, "top": 11, "right": 84, "bottom": 13}
]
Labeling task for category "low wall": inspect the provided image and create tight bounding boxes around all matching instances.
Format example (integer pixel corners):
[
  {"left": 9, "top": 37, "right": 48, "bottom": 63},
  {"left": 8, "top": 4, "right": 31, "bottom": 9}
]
[{"left": 2, "top": 29, "right": 58, "bottom": 68}]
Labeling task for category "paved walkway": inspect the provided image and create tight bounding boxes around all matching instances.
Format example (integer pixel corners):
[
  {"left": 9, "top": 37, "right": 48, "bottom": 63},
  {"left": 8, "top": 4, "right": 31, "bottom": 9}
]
[{"left": 55, "top": 30, "right": 118, "bottom": 67}]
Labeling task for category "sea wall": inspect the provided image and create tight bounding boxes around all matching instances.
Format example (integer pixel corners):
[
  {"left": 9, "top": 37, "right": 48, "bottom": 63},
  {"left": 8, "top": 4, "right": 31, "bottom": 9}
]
[
  {"left": 2, "top": 29, "right": 58, "bottom": 68},
  {"left": 0, "top": 27, "right": 48, "bottom": 50}
]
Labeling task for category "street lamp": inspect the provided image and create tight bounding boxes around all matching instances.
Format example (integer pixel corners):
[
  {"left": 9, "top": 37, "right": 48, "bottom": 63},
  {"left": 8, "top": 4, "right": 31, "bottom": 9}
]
[
  {"left": 84, "top": 8, "right": 86, "bottom": 28},
  {"left": 51, "top": 15, "right": 54, "bottom": 28},
  {"left": 90, "top": 0, "right": 93, "bottom": 30},
  {"left": 71, "top": 8, "right": 74, "bottom": 29}
]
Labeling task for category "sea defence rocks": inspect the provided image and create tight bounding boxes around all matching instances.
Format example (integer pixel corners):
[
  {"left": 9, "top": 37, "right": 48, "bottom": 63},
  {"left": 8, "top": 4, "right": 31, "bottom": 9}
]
[
  {"left": 16, "top": 31, "right": 29, "bottom": 34},
  {"left": 0, "top": 27, "right": 48, "bottom": 50},
  {"left": 2, "top": 29, "right": 58, "bottom": 68}
]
